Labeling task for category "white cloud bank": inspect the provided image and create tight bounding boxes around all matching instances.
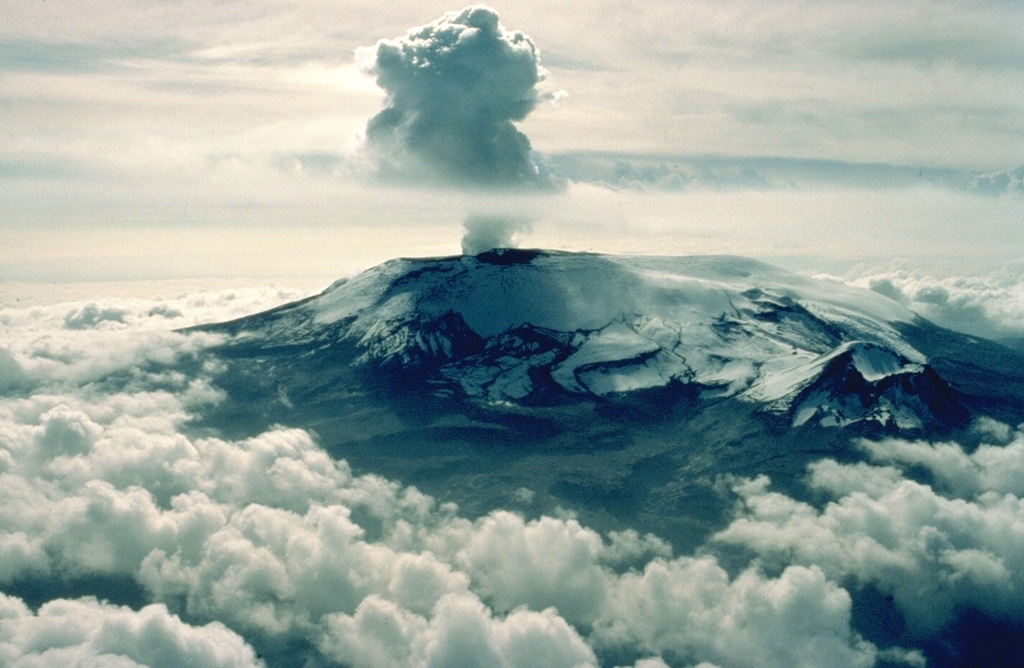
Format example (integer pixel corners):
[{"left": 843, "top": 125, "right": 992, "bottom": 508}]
[
  {"left": 0, "top": 594, "right": 262, "bottom": 668},
  {"left": 716, "top": 426, "right": 1024, "bottom": 641},
  {"left": 0, "top": 290, "right": 936, "bottom": 668},
  {"left": 849, "top": 267, "right": 1024, "bottom": 344}
]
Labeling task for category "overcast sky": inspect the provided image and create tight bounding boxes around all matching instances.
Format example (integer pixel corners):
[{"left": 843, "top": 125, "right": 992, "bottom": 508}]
[{"left": 1, "top": 0, "right": 1022, "bottom": 286}]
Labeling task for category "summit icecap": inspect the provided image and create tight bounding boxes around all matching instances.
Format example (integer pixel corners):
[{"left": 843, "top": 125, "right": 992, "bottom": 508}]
[{"left": 208, "top": 250, "right": 964, "bottom": 431}]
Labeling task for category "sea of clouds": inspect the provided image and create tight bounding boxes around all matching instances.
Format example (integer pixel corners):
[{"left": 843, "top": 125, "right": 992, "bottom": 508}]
[{"left": 2, "top": 279, "right": 1024, "bottom": 667}]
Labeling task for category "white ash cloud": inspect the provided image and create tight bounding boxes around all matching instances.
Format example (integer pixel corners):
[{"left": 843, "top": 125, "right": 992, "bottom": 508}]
[
  {"left": 461, "top": 214, "right": 533, "bottom": 254},
  {"left": 357, "top": 6, "right": 560, "bottom": 188}
]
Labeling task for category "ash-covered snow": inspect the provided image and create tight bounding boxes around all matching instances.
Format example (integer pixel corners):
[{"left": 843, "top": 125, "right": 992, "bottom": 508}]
[
  {"left": 748, "top": 342, "right": 924, "bottom": 405},
  {"left": 214, "top": 250, "right": 957, "bottom": 430},
  {"left": 764, "top": 342, "right": 933, "bottom": 428},
  {"left": 848, "top": 341, "right": 923, "bottom": 382},
  {"left": 311, "top": 253, "right": 916, "bottom": 341},
  {"left": 550, "top": 321, "right": 666, "bottom": 393}
]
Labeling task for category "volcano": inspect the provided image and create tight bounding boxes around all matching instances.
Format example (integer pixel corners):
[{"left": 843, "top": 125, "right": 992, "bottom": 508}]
[{"left": 189, "top": 250, "right": 1024, "bottom": 547}]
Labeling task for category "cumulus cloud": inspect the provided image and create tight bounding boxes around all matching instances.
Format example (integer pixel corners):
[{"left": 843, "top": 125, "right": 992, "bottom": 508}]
[
  {"left": 0, "top": 349, "right": 26, "bottom": 393},
  {"left": 968, "top": 165, "right": 1024, "bottom": 197},
  {"left": 0, "top": 287, "right": 312, "bottom": 394},
  {"left": 321, "top": 593, "right": 597, "bottom": 668},
  {"left": 0, "top": 593, "right": 262, "bottom": 668},
  {"left": 63, "top": 303, "right": 129, "bottom": 330},
  {"left": 461, "top": 214, "right": 533, "bottom": 254},
  {"left": 592, "top": 558, "right": 882, "bottom": 668},
  {"left": 15, "top": 285, "right": 1024, "bottom": 668},
  {"left": 859, "top": 433, "right": 1024, "bottom": 499},
  {"left": 9, "top": 280, "right": 1024, "bottom": 668},
  {"left": 357, "top": 6, "right": 558, "bottom": 188},
  {"left": 850, "top": 268, "right": 1024, "bottom": 344},
  {"left": 0, "top": 290, "right": 904, "bottom": 668},
  {"left": 0, "top": 382, "right": 885, "bottom": 668},
  {"left": 715, "top": 428, "right": 1024, "bottom": 652}
]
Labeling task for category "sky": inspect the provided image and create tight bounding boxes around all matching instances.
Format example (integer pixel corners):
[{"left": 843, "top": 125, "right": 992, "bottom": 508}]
[{"left": 1, "top": 0, "right": 1022, "bottom": 293}]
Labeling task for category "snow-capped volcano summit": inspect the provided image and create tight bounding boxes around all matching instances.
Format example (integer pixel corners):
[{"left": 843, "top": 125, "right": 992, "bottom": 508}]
[{"left": 208, "top": 250, "right": 967, "bottom": 432}]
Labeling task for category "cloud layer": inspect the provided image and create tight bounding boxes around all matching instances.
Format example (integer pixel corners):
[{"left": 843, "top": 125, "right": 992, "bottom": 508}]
[
  {"left": 714, "top": 426, "right": 1024, "bottom": 664},
  {"left": 357, "top": 6, "right": 555, "bottom": 188},
  {"left": 5, "top": 263, "right": 1024, "bottom": 668},
  {"left": 0, "top": 290, "right": 930, "bottom": 668},
  {"left": 850, "top": 266, "right": 1024, "bottom": 344},
  {"left": 0, "top": 595, "right": 262, "bottom": 668}
]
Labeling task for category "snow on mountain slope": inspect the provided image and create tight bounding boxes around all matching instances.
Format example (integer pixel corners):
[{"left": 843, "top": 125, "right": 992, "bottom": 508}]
[
  {"left": 747, "top": 341, "right": 964, "bottom": 429},
  {"left": 211, "top": 250, "right": 963, "bottom": 430},
  {"left": 310, "top": 250, "right": 916, "bottom": 339}
]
